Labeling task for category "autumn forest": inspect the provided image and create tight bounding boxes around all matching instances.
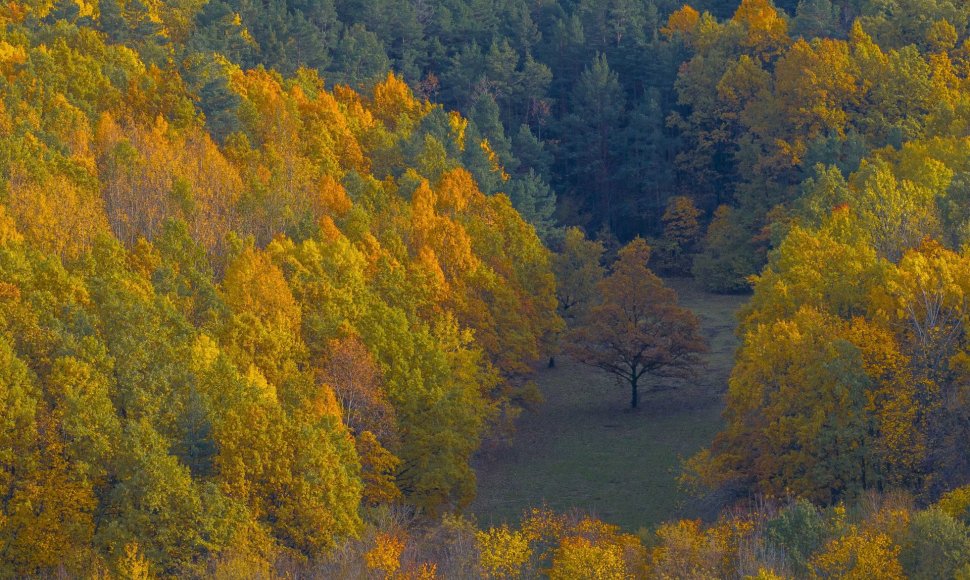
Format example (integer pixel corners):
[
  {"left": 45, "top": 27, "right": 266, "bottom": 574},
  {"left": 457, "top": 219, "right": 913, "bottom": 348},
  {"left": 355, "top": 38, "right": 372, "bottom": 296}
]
[{"left": 1, "top": 0, "right": 970, "bottom": 577}]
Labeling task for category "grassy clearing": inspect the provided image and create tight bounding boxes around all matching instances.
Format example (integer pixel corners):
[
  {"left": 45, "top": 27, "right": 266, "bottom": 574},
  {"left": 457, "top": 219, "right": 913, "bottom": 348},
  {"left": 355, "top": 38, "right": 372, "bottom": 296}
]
[{"left": 470, "top": 278, "right": 748, "bottom": 532}]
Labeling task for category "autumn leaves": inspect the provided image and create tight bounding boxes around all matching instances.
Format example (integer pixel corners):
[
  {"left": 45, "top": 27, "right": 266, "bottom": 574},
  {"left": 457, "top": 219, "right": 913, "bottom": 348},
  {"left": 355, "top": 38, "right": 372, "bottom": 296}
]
[
  {"left": 562, "top": 237, "right": 707, "bottom": 410},
  {"left": 0, "top": 19, "right": 564, "bottom": 571}
]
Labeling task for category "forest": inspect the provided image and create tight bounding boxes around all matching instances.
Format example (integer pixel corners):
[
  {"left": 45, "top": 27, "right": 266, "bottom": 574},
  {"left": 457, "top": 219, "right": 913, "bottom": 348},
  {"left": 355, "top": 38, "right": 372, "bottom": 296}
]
[{"left": 1, "top": 0, "right": 969, "bottom": 577}]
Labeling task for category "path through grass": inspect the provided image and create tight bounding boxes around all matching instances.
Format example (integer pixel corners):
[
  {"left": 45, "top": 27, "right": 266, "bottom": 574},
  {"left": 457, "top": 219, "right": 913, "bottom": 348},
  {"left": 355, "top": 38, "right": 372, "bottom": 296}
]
[{"left": 470, "top": 279, "right": 748, "bottom": 532}]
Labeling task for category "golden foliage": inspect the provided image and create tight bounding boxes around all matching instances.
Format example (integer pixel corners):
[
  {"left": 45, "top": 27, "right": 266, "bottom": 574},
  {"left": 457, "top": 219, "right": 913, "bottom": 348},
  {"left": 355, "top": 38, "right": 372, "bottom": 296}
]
[
  {"left": 732, "top": 0, "right": 790, "bottom": 57},
  {"left": 549, "top": 536, "right": 631, "bottom": 580},
  {"left": 118, "top": 543, "right": 154, "bottom": 580},
  {"left": 809, "top": 526, "right": 905, "bottom": 580},
  {"left": 356, "top": 431, "right": 402, "bottom": 505},
  {"left": 936, "top": 485, "right": 970, "bottom": 521},
  {"left": 477, "top": 525, "right": 532, "bottom": 579},
  {"left": 365, "top": 533, "right": 406, "bottom": 576},
  {"left": 663, "top": 5, "right": 701, "bottom": 39}
]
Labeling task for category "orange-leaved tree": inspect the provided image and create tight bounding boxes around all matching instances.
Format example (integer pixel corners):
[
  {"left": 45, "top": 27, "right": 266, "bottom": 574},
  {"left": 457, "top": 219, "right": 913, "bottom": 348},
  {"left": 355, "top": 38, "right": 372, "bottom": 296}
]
[{"left": 565, "top": 238, "right": 707, "bottom": 409}]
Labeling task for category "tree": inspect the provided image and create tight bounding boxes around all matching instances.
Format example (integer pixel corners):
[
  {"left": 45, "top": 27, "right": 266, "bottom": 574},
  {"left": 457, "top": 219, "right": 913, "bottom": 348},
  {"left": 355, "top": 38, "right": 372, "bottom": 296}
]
[
  {"left": 792, "top": 0, "right": 840, "bottom": 39},
  {"left": 566, "top": 239, "right": 706, "bottom": 409},
  {"left": 692, "top": 205, "right": 763, "bottom": 293},
  {"left": 621, "top": 90, "right": 676, "bottom": 227},
  {"left": 662, "top": 196, "right": 702, "bottom": 250},
  {"left": 505, "top": 170, "right": 557, "bottom": 242},
  {"left": 319, "top": 336, "right": 396, "bottom": 445},
  {"left": 549, "top": 537, "right": 630, "bottom": 580},
  {"left": 849, "top": 159, "right": 942, "bottom": 262},
  {"left": 655, "top": 195, "right": 703, "bottom": 274},
  {"left": 558, "top": 53, "right": 625, "bottom": 229},
  {"left": 710, "top": 308, "right": 864, "bottom": 500},
  {"left": 732, "top": 0, "right": 791, "bottom": 59},
  {"left": 763, "top": 499, "right": 828, "bottom": 575},
  {"left": 899, "top": 508, "right": 970, "bottom": 580},
  {"left": 331, "top": 24, "right": 391, "bottom": 87},
  {"left": 550, "top": 227, "right": 604, "bottom": 368},
  {"left": 553, "top": 227, "right": 605, "bottom": 327},
  {"left": 648, "top": 519, "right": 729, "bottom": 578},
  {"left": 477, "top": 524, "right": 532, "bottom": 579},
  {"left": 810, "top": 526, "right": 905, "bottom": 580}
]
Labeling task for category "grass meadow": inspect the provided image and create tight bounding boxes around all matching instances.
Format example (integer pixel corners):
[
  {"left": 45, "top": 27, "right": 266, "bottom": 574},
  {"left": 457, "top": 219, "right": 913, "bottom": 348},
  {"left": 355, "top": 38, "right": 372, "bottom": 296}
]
[{"left": 471, "top": 279, "right": 748, "bottom": 532}]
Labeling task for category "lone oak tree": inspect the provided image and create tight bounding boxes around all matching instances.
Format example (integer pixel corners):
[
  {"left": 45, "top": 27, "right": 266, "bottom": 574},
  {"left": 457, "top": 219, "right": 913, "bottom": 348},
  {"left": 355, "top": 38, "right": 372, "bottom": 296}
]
[{"left": 566, "top": 238, "right": 707, "bottom": 409}]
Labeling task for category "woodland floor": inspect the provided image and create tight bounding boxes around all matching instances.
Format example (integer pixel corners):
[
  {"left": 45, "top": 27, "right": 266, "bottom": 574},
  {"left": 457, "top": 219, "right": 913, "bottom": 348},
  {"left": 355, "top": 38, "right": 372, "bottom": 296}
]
[{"left": 470, "top": 278, "right": 749, "bottom": 533}]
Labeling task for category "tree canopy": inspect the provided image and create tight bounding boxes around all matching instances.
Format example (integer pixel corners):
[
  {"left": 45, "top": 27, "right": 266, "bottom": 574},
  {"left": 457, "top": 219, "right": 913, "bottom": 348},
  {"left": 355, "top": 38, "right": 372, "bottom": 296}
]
[{"left": 566, "top": 238, "right": 707, "bottom": 408}]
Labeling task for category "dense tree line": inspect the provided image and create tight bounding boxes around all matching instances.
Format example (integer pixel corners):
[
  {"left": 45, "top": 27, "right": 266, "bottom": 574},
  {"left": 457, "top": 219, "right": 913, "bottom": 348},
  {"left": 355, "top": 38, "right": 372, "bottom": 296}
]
[
  {"left": 274, "top": 495, "right": 970, "bottom": 578},
  {"left": 43, "top": 0, "right": 970, "bottom": 271},
  {"left": 663, "top": 0, "right": 970, "bottom": 291},
  {"left": 152, "top": 0, "right": 970, "bottom": 286},
  {"left": 0, "top": 2, "right": 563, "bottom": 572},
  {"left": 66, "top": 0, "right": 752, "bottom": 242},
  {"left": 676, "top": 0, "right": 970, "bottom": 504}
]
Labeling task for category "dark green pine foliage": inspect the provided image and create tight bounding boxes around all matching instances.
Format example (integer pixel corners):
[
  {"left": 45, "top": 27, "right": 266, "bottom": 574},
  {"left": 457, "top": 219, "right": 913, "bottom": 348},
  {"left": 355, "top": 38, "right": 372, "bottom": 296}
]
[
  {"left": 331, "top": 24, "right": 391, "bottom": 87},
  {"left": 556, "top": 54, "right": 625, "bottom": 230},
  {"left": 506, "top": 170, "right": 558, "bottom": 242},
  {"left": 621, "top": 89, "right": 677, "bottom": 232}
]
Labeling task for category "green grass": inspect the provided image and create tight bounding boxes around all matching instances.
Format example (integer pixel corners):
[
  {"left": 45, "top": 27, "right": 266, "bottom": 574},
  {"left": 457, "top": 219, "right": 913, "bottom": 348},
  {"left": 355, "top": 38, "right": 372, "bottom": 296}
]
[{"left": 470, "top": 278, "right": 748, "bottom": 532}]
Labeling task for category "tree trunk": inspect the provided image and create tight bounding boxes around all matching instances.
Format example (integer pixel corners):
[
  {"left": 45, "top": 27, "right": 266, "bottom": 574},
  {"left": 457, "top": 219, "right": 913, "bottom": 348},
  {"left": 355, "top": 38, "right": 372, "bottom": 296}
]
[{"left": 630, "top": 377, "right": 638, "bottom": 409}]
